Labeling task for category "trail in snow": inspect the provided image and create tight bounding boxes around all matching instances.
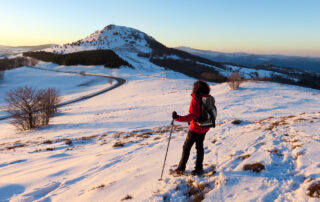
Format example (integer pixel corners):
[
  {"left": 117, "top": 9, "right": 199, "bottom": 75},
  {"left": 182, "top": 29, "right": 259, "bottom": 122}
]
[{"left": 0, "top": 66, "right": 126, "bottom": 121}]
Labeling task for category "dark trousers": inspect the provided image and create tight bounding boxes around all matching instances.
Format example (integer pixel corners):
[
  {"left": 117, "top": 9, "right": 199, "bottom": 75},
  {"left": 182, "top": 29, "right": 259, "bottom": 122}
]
[{"left": 177, "top": 130, "right": 206, "bottom": 171}]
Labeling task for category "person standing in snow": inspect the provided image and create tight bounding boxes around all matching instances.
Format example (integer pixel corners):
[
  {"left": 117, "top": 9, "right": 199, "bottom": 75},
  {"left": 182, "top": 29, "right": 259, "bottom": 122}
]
[{"left": 172, "top": 80, "right": 211, "bottom": 175}]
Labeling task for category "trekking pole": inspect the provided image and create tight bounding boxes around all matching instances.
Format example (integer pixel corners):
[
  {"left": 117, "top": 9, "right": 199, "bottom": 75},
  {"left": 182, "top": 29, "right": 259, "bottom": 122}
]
[{"left": 159, "top": 119, "right": 175, "bottom": 181}]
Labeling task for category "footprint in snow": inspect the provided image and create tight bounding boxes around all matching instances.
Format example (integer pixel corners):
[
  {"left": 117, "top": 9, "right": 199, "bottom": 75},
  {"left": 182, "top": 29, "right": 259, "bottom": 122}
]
[
  {"left": 0, "top": 159, "right": 27, "bottom": 168},
  {"left": 0, "top": 184, "right": 25, "bottom": 201},
  {"left": 18, "top": 182, "right": 60, "bottom": 201}
]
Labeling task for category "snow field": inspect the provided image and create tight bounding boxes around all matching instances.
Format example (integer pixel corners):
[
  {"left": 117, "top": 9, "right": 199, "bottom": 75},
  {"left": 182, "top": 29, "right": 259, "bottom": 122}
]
[
  {"left": 0, "top": 65, "right": 111, "bottom": 118},
  {"left": 2, "top": 24, "right": 320, "bottom": 201},
  {"left": 0, "top": 63, "right": 320, "bottom": 201}
]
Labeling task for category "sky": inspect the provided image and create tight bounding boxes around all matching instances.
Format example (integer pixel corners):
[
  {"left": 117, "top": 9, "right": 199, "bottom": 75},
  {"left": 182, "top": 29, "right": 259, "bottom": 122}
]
[{"left": 0, "top": 0, "right": 319, "bottom": 57}]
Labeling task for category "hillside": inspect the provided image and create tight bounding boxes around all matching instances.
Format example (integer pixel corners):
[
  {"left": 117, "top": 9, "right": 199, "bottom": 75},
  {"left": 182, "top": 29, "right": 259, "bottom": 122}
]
[
  {"left": 1, "top": 25, "right": 320, "bottom": 200},
  {"left": 177, "top": 46, "right": 320, "bottom": 74},
  {"left": 0, "top": 62, "right": 320, "bottom": 201},
  {"left": 41, "top": 25, "right": 320, "bottom": 89}
]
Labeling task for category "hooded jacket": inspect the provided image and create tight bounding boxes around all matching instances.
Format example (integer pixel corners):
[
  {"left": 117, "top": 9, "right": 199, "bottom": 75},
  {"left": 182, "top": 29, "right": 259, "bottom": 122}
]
[{"left": 174, "top": 93, "right": 210, "bottom": 134}]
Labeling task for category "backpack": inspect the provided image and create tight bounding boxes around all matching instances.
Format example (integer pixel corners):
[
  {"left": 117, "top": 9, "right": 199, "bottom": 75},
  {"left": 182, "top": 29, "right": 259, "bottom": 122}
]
[{"left": 196, "top": 95, "right": 217, "bottom": 128}]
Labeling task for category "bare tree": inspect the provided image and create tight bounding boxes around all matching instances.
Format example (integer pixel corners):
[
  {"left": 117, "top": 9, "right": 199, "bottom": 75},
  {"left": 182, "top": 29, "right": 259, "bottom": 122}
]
[
  {"left": 5, "top": 86, "right": 60, "bottom": 130},
  {"left": 6, "top": 86, "right": 41, "bottom": 130},
  {"left": 228, "top": 71, "right": 243, "bottom": 90},
  {"left": 38, "top": 88, "right": 60, "bottom": 125}
]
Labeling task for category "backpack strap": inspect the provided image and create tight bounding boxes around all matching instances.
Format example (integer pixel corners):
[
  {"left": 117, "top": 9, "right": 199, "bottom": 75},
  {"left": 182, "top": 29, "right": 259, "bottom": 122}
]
[{"left": 195, "top": 96, "right": 204, "bottom": 121}]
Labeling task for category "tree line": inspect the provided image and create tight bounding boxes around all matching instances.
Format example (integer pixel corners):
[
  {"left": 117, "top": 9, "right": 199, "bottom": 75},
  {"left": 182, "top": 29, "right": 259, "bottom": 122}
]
[
  {"left": 23, "top": 50, "right": 132, "bottom": 68},
  {"left": 0, "top": 57, "right": 38, "bottom": 71}
]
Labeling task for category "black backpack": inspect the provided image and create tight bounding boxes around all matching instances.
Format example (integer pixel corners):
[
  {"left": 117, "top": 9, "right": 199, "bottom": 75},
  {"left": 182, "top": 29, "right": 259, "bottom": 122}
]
[{"left": 196, "top": 95, "right": 217, "bottom": 128}]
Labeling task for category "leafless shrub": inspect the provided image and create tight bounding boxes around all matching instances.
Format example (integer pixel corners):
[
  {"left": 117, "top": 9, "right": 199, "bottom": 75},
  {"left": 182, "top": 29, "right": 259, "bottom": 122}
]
[
  {"left": 154, "top": 127, "right": 171, "bottom": 134},
  {"left": 243, "top": 162, "right": 265, "bottom": 173},
  {"left": 91, "top": 184, "right": 106, "bottom": 191},
  {"left": 238, "top": 154, "right": 250, "bottom": 160},
  {"left": 7, "top": 144, "right": 25, "bottom": 150},
  {"left": 285, "top": 139, "right": 299, "bottom": 143},
  {"left": 6, "top": 86, "right": 42, "bottom": 130},
  {"left": 121, "top": 194, "right": 133, "bottom": 201},
  {"left": 5, "top": 86, "right": 60, "bottom": 130},
  {"left": 123, "top": 134, "right": 133, "bottom": 139},
  {"left": 232, "top": 119, "right": 242, "bottom": 125},
  {"left": 268, "top": 149, "right": 283, "bottom": 156},
  {"left": 175, "top": 179, "right": 213, "bottom": 202},
  {"left": 292, "top": 144, "right": 302, "bottom": 149},
  {"left": 65, "top": 139, "right": 73, "bottom": 145},
  {"left": 228, "top": 71, "right": 243, "bottom": 90},
  {"left": 307, "top": 181, "right": 320, "bottom": 198},
  {"left": 113, "top": 141, "right": 125, "bottom": 147},
  {"left": 294, "top": 118, "right": 307, "bottom": 122},
  {"left": 38, "top": 88, "right": 60, "bottom": 125},
  {"left": 137, "top": 131, "right": 152, "bottom": 139},
  {"left": 43, "top": 140, "right": 52, "bottom": 144}
]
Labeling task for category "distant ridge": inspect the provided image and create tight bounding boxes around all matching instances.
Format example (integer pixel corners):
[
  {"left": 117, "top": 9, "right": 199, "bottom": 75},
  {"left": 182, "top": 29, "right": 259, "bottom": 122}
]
[
  {"left": 177, "top": 46, "right": 320, "bottom": 74},
  {"left": 0, "top": 44, "right": 56, "bottom": 55}
]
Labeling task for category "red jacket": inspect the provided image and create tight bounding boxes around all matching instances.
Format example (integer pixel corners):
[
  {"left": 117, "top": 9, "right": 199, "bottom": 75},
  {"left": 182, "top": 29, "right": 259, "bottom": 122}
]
[{"left": 174, "top": 93, "right": 210, "bottom": 134}]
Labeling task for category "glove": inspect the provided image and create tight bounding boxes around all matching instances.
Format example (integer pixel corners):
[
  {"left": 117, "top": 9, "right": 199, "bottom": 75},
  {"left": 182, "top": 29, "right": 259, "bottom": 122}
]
[{"left": 172, "top": 111, "right": 179, "bottom": 119}]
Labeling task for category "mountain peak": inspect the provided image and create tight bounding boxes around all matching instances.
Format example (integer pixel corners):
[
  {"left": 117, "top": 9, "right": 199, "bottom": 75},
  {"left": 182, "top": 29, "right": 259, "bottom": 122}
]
[{"left": 46, "top": 24, "right": 154, "bottom": 54}]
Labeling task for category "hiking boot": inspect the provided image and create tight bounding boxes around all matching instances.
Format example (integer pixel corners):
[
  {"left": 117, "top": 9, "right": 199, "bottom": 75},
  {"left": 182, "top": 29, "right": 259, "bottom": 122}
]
[
  {"left": 191, "top": 169, "right": 203, "bottom": 176},
  {"left": 172, "top": 169, "right": 184, "bottom": 175}
]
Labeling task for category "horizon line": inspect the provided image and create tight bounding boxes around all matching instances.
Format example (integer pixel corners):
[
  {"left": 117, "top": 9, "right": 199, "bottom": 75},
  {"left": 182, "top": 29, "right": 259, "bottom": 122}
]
[{"left": 0, "top": 43, "right": 319, "bottom": 59}]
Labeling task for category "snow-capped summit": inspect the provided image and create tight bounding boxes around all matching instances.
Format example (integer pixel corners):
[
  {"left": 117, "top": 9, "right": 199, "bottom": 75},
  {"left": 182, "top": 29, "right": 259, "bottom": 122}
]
[{"left": 46, "top": 25, "right": 154, "bottom": 54}]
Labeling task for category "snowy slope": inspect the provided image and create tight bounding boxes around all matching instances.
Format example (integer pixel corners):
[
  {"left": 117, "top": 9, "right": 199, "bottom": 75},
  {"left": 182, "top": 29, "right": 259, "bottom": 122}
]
[
  {"left": 45, "top": 25, "right": 153, "bottom": 55},
  {"left": 42, "top": 25, "right": 320, "bottom": 91},
  {"left": 1, "top": 60, "right": 320, "bottom": 201},
  {"left": 0, "top": 65, "right": 112, "bottom": 118},
  {"left": 1, "top": 24, "right": 320, "bottom": 201}
]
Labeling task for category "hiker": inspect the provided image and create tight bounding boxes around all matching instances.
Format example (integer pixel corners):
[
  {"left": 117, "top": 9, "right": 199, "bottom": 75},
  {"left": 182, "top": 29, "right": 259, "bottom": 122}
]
[{"left": 172, "top": 80, "right": 213, "bottom": 175}]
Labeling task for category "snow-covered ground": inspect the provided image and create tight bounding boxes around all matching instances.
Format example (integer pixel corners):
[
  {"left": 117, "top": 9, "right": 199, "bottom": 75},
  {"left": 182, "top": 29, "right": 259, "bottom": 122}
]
[
  {"left": 0, "top": 65, "right": 112, "bottom": 118},
  {"left": 1, "top": 24, "right": 320, "bottom": 201},
  {"left": 1, "top": 59, "right": 320, "bottom": 201}
]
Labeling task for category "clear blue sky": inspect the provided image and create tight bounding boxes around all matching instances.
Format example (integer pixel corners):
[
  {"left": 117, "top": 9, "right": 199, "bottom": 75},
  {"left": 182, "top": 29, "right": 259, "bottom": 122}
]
[{"left": 1, "top": 0, "right": 319, "bottom": 57}]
